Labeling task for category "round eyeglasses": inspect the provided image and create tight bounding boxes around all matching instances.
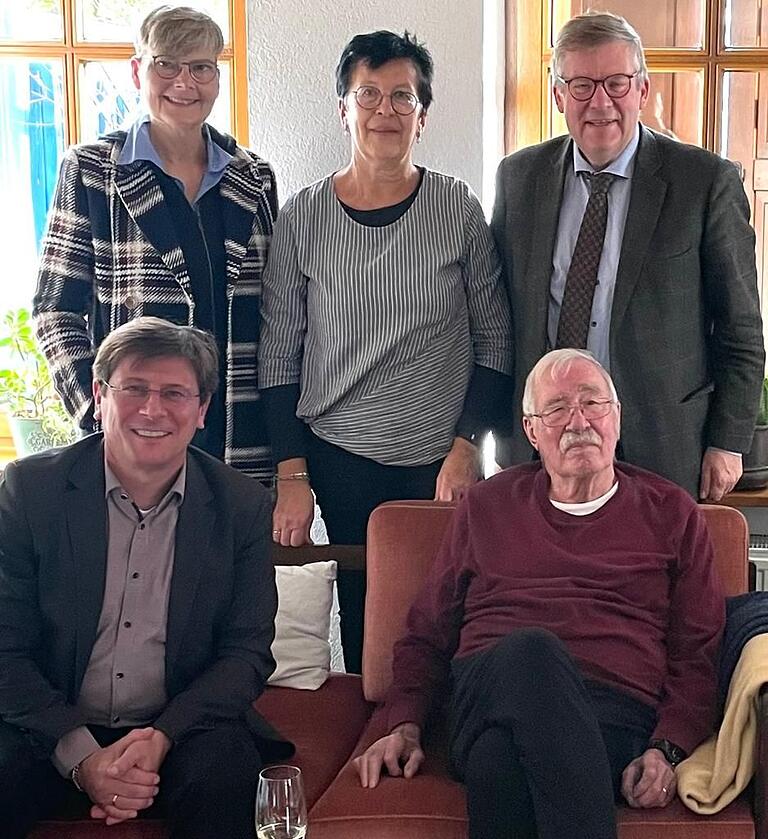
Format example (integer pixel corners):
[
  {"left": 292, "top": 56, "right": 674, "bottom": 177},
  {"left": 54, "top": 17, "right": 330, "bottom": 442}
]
[
  {"left": 527, "top": 399, "right": 617, "bottom": 428},
  {"left": 557, "top": 73, "right": 638, "bottom": 102},
  {"left": 350, "top": 85, "right": 420, "bottom": 116},
  {"left": 151, "top": 55, "right": 218, "bottom": 84}
]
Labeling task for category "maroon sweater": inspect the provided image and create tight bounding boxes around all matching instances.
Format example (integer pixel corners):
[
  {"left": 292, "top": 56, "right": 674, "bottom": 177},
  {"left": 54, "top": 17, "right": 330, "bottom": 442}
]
[{"left": 385, "top": 462, "right": 725, "bottom": 754}]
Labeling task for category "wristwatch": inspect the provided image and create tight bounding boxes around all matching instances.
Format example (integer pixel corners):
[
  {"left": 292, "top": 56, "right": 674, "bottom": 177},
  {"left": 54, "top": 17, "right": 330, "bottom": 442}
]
[
  {"left": 70, "top": 761, "right": 85, "bottom": 792},
  {"left": 648, "top": 738, "right": 687, "bottom": 768}
]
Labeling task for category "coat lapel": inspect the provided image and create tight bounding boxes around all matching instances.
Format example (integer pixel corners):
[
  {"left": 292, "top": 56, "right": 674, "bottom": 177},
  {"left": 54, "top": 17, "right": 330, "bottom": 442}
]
[
  {"left": 525, "top": 138, "right": 570, "bottom": 354},
  {"left": 165, "top": 455, "right": 215, "bottom": 668},
  {"left": 112, "top": 151, "right": 194, "bottom": 299},
  {"left": 65, "top": 439, "right": 109, "bottom": 688},
  {"left": 610, "top": 126, "right": 667, "bottom": 332}
]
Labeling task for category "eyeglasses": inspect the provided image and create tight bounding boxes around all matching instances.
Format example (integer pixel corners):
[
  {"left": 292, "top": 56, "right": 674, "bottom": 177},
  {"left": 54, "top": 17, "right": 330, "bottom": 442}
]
[
  {"left": 557, "top": 73, "right": 638, "bottom": 101},
  {"left": 102, "top": 381, "right": 201, "bottom": 405},
  {"left": 528, "top": 399, "right": 616, "bottom": 427},
  {"left": 350, "top": 86, "right": 420, "bottom": 116},
  {"left": 151, "top": 55, "right": 218, "bottom": 84}
]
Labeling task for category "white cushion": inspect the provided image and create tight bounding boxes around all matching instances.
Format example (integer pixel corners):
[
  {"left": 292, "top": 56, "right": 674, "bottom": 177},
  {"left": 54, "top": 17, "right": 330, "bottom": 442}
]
[{"left": 269, "top": 560, "right": 337, "bottom": 689}]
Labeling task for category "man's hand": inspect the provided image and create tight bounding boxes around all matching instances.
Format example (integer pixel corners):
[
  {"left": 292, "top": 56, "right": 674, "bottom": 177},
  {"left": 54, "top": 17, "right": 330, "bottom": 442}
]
[
  {"left": 90, "top": 728, "right": 171, "bottom": 825},
  {"left": 621, "top": 748, "right": 676, "bottom": 809},
  {"left": 77, "top": 728, "right": 160, "bottom": 825},
  {"left": 699, "top": 448, "right": 742, "bottom": 502},
  {"left": 353, "top": 722, "right": 425, "bottom": 789},
  {"left": 434, "top": 437, "right": 482, "bottom": 501}
]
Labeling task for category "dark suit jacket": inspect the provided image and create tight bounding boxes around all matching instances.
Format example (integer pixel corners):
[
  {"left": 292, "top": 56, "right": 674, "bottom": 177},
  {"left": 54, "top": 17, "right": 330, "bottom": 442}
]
[
  {"left": 491, "top": 125, "right": 765, "bottom": 495},
  {"left": 0, "top": 434, "right": 286, "bottom": 757}
]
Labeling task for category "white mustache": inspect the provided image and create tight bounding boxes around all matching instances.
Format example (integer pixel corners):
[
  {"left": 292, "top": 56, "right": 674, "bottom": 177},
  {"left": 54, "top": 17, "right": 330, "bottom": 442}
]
[{"left": 559, "top": 429, "right": 603, "bottom": 453}]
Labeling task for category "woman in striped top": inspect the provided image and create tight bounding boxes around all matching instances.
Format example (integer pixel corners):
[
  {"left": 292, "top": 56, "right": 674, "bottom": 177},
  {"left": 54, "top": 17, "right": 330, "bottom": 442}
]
[{"left": 258, "top": 30, "right": 513, "bottom": 672}]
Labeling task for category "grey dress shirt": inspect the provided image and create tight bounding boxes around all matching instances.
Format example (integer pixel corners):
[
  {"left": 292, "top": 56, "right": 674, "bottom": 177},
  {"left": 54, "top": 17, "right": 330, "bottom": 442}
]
[{"left": 52, "top": 460, "right": 185, "bottom": 776}]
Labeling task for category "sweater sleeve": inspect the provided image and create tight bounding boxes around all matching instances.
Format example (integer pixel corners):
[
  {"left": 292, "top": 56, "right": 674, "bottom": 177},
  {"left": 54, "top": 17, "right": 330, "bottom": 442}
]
[
  {"left": 455, "top": 364, "right": 515, "bottom": 443},
  {"left": 385, "top": 501, "right": 473, "bottom": 731},
  {"left": 652, "top": 504, "right": 725, "bottom": 753},
  {"left": 261, "top": 383, "right": 309, "bottom": 463}
]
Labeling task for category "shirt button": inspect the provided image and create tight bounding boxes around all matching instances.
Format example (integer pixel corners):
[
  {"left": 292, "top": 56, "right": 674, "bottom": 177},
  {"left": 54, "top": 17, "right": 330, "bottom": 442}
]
[
  {"left": 591, "top": 321, "right": 597, "bottom": 327},
  {"left": 116, "top": 672, "right": 124, "bottom": 679},
  {"left": 139, "top": 524, "right": 145, "bottom": 530},
  {"left": 113, "top": 716, "right": 120, "bottom": 723},
  {"left": 132, "top": 572, "right": 140, "bottom": 579},
  {"left": 123, "top": 621, "right": 132, "bottom": 628}
]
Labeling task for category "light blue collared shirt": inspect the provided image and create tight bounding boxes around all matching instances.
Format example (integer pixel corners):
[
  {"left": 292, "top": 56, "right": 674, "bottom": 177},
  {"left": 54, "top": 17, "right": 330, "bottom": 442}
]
[
  {"left": 116, "top": 114, "right": 232, "bottom": 204},
  {"left": 547, "top": 125, "right": 640, "bottom": 371}
]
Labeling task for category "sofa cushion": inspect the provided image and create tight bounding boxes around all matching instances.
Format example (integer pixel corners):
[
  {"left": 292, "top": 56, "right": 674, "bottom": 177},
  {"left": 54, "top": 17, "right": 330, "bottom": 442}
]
[
  {"left": 255, "top": 673, "right": 371, "bottom": 809},
  {"left": 269, "top": 560, "right": 337, "bottom": 689}
]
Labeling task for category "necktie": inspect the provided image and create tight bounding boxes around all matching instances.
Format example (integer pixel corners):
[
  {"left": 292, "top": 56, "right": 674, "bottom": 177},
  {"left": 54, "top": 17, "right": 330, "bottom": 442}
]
[{"left": 555, "top": 172, "right": 615, "bottom": 349}]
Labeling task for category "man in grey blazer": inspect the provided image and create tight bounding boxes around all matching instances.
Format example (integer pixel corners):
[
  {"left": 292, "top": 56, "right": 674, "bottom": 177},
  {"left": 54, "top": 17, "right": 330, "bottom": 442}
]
[
  {"left": 0, "top": 318, "right": 285, "bottom": 839},
  {"left": 492, "top": 11, "right": 764, "bottom": 500}
]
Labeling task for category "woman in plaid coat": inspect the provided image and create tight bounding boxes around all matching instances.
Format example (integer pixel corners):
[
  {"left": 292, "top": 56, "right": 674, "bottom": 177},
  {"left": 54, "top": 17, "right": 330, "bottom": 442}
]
[{"left": 33, "top": 6, "right": 277, "bottom": 481}]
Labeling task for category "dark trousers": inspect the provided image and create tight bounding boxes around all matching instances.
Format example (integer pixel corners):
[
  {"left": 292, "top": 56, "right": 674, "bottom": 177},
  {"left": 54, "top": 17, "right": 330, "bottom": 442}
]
[
  {"left": 450, "top": 628, "right": 656, "bottom": 839},
  {"left": 0, "top": 720, "right": 263, "bottom": 839},
  {"left": 307, "top": 432, "right": 442, "bottom": 673}
]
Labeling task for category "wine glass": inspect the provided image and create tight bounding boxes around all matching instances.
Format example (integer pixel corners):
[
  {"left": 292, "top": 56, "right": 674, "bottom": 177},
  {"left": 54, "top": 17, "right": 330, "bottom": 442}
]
[{"left": 255, "top": 764, "right": 308, "bottom": 839}]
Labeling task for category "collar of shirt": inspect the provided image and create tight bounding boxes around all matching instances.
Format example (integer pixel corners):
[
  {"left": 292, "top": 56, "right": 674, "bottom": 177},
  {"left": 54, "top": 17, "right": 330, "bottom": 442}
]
[
  {"left": 116, "top": 114, "right": 233, "bottom": 201},
  {"left": 549, "top": 480, "right": 619, "bottom": 515},
  {"left": 572, "top": 123, "right": 640, "bottom": 180},
  {"left": 104, "top": 453, "right": 187, "bottom": 512}
]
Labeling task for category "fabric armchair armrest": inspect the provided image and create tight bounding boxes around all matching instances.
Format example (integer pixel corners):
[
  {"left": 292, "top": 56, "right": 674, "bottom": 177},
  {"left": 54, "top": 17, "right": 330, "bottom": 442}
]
[{"left": 755, "top": 683, "right": 768, "bottom": 837}]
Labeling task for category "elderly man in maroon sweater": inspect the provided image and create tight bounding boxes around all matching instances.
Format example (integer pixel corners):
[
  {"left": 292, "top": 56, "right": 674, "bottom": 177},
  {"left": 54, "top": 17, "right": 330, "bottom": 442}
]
[{"left": 355, "top": 348, "right": 725, "bottom": 839}]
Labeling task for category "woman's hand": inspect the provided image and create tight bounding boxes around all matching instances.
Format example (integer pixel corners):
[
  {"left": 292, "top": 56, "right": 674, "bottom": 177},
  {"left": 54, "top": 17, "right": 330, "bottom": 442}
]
[
  {"left": 434, "top": 437, "right": 482, "bottom": 501},
  {"left": 273, "top": 481, "right": 314, "bottom": 546}
]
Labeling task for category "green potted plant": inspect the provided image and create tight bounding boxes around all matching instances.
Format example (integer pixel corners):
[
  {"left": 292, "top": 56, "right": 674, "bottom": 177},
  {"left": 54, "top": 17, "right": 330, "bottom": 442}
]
[
  {"left": 0, "top": 308, "right": 76, "bottom": 457},
  {"left": 735, "top": 377, "right": 768, "bottom": 490}
]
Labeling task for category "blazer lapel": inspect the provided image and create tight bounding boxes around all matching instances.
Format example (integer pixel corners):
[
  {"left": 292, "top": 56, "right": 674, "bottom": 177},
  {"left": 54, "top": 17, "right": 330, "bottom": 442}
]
[
  {"left": 610, "top": 126, "right": 667, "bottom": 331},
  {"left": 165, "top": 455, "right": 215, "bottom": 668},
  {"left": 65, "top": 440, "right": 108, "bottom": 688},
  {"left": 525, "top": 138, "right": 570, "bottom": 354}
]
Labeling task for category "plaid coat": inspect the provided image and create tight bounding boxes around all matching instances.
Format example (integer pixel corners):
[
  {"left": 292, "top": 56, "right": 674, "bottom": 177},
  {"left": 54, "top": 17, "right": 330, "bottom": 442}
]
[{"left": 33, "top": 126, "right": 277, "bottom": 481}]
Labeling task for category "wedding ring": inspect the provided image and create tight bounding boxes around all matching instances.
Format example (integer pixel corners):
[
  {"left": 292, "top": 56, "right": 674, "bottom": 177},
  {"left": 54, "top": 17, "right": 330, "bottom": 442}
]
[
  {"left": 272, "top": 529, "right": 281, "bottom": 535},
  {"left": 112, "top": 793, "right": 119, "bottom": 805},
  {"left": 662, "top": 786, "right": 668, "bottom": 794}
]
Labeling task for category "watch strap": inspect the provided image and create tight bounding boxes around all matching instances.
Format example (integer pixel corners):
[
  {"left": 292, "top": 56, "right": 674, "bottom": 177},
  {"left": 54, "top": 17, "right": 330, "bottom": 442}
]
[{"left": 648, "top": 738, "right": 686, "bottom": 768}]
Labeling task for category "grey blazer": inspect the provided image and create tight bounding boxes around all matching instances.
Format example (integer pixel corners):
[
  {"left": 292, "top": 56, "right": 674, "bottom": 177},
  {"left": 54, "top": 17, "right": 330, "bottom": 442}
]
[
  {"left": 491, "top": 125, "right": 765, "bottom": 495},
  {"left": 0, "top": 434, "right": 289, "bottom": 758}
]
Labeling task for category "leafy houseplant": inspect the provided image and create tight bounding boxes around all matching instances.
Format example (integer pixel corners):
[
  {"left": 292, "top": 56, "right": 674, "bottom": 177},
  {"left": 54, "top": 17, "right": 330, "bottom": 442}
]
[
  {"left": 736, "top": 377, "right": 768, "bottom": 491},
  {"left": 0, "top": 308, "right": 76, "bottom": 456}
]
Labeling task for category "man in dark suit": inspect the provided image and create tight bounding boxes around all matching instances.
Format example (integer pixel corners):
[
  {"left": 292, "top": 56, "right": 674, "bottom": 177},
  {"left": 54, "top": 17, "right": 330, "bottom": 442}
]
[
  {"left": 0, "top": 317, "right": 283, "bottom": 839},
  {"left": 492, "top": 11, "right": 765, "bottom": 501}
]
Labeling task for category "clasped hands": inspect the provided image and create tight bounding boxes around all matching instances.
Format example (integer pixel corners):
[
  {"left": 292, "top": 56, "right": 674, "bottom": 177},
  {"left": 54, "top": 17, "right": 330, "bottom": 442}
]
[{"left": 77, "top": 727, "right": 171, "bottom": 825}]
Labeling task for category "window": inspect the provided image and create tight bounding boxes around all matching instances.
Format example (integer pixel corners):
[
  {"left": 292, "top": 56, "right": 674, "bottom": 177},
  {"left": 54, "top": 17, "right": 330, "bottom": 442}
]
[
  {"left": 1, "top": 0, "right": 248, "bottom": 310},
  {"left": 505, "top": 0, "right": 768, "bottom": 322}
]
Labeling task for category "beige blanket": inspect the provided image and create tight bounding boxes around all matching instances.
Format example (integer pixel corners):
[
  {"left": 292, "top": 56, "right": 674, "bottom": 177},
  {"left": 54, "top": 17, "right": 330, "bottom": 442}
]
[{"left": 677, "top": 633, "right": 768, "bottom": 813}]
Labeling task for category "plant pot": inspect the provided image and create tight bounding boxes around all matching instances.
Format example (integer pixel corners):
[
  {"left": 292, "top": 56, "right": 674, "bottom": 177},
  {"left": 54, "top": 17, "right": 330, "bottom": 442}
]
[
  {"left": 8, "top": 417, "right": 55, "bottom": 458},
  {"left": 735, "top": 424, "right": 768, "bottom": 491}
]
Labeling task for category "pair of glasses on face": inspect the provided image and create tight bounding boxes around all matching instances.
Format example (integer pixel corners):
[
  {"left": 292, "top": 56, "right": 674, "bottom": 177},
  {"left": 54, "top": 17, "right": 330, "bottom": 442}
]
[
  {"left": 528, "top": 399, "right": 616, "bottom": 428},
  {"left": 557, "top": 73, "right": 637, "bottom": 101},
  {"left": 350, "top": 85, "right": 420, "bottom": 115},
  {"left": 102, "top": 381, "right": 201, "bottom": 405},
  {"left": 151, "top": 55, "right": 218, "bottom": 84}
]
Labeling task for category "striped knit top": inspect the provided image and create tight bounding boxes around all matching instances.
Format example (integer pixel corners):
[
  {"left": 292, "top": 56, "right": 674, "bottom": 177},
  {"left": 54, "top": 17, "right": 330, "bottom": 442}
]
[{"left": 258, "top": 170, "right": 513, "bottom": 467}]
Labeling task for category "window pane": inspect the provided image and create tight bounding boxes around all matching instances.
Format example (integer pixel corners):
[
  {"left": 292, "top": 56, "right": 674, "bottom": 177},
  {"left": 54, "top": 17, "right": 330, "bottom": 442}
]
[
  {"left": 724, "top": 0, "right": 768, "bottom": 47},
  {"left": 546, "top": 70, "right": 704, "bottom": 147},
  {"left": 79, "top": 58, "right": 232, "bottom": 140},
  {"left": 551, "top": 0, "right": 705, "bottom": 49},
  {"left": 0, "top": 1, "right": 63, "bottom": 42},
  {"left": 0, "top": 59, "right": 66, "bottom": 311},
  {"left": 76, "top": 0, "right": 230, "bottom": 44}
]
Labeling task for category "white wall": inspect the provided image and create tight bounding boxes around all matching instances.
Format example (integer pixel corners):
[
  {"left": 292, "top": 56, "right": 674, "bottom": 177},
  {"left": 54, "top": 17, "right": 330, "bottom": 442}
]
[{"left": 246, "top": 0, "right": 485, "bottom": 202}]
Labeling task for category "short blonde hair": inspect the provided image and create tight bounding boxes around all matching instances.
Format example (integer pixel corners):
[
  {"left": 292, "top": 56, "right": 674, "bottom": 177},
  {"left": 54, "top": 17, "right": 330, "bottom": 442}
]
[{"left": 135, "top": 5, "right": 224, "bottom": 58}]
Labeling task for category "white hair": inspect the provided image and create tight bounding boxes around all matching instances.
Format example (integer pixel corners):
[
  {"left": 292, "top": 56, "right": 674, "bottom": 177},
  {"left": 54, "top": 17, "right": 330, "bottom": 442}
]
[{"left": 522, "top": 348, "right": 618, "bottom": 415}]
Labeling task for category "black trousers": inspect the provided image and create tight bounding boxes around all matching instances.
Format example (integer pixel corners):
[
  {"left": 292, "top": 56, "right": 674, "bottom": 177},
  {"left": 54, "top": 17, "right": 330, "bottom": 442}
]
[
  {"left": 0, "top": 720, "right": 263, "bottom": 839},
  {"left": 307, "top": 432, "right": 442, "bottom": 673},
  {"left": 450, "top": 628, "right": 656, "bottom": 839}
]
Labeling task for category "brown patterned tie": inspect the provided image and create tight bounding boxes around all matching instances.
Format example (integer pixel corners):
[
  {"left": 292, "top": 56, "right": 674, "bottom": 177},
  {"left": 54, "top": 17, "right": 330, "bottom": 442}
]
[{"left": 555, "top": 172, "right": 615, "bottom": 349}]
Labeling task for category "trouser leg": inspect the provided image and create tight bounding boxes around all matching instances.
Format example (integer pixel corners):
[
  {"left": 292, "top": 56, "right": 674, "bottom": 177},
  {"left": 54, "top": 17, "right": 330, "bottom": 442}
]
[
  {"left": 451, "top": 628, "right": 620, "bottom": 839},
  {"left": 0, "top": 720, "right": 78, "bottom": 839},
  {"left": 157, "top": 721, "right": 263, "bottom": 839},
  {"left": 464, "top": 726, "right": 537, "bottom": 839}
]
